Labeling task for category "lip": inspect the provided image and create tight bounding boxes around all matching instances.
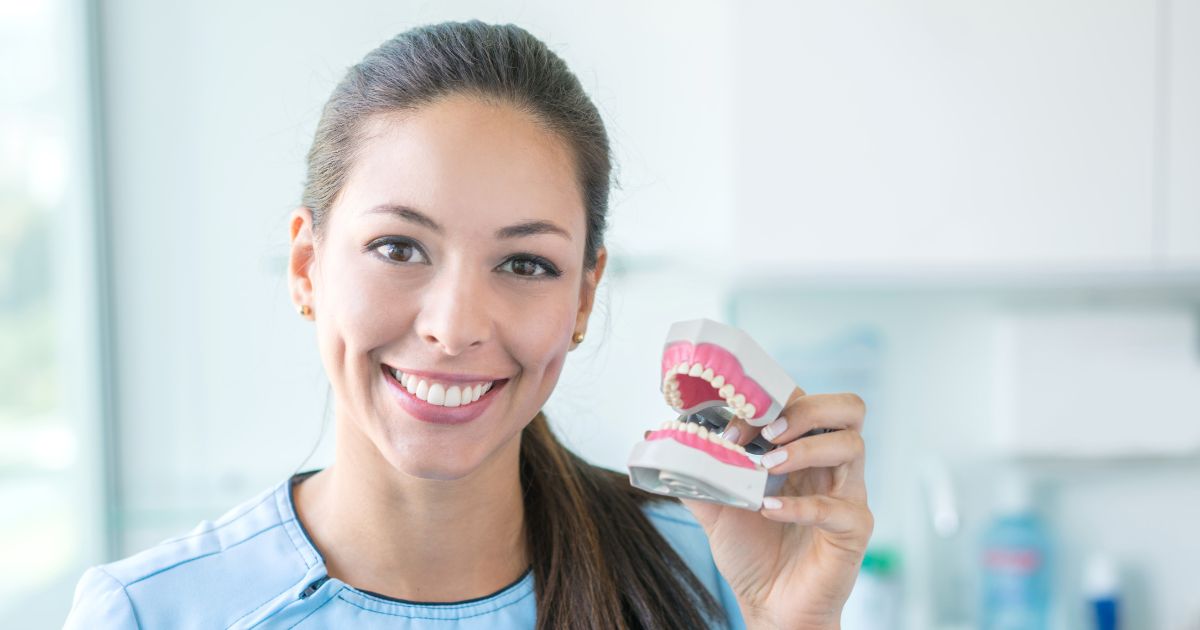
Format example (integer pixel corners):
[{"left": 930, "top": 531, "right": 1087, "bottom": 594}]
[
  {"left": 381, "top": 364, "right": 508, "bottom": 425},
  {"left": 390, "top": 366, "right": 506, "bottom": 384}
]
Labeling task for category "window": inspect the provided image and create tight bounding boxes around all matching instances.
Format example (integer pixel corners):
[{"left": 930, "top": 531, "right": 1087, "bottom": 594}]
[{"left": 0, "top": 0, "right": 110, "bottom": 625}]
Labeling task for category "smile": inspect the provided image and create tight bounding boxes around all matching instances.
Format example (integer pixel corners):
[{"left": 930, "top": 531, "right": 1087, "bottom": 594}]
[
  {"left": 381, "top": 365, "right": 509, "bottom": 425},
  {"left": 390, "top": 367, "right": 496, "bottom": 408}
]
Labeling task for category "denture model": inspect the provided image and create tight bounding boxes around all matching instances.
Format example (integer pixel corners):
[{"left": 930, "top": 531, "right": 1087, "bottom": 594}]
[{"left": 627, "top": 319, "right": 796, "bottom": 510}]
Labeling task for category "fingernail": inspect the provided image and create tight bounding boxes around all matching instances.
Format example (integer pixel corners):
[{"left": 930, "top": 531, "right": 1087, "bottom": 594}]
[
  {"left": 723, "top": 426, "right": 741, "bottom": 444},
  {"left": 762, "top": 497, "right": 783, "bottom": 510},
  {"left": 761, "top": 449, "right": 789, "bottom": 469},
  {"left": 644, "top": 430, "right": 652, "bottom": 439},
  {"left": 761, "top": 417, "right": 788, "bottom": 442}
]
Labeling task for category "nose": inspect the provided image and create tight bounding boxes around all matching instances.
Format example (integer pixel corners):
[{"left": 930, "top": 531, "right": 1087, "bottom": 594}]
[{"left": 413, "top": 261, "right": 493, "bottom": 356}]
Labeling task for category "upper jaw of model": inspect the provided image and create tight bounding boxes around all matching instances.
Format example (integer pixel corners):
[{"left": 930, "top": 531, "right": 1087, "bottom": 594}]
[
  {"left": 659, "top": 319, "right": 794, "bottom": 427},
  {"left": 627, "top": 319, "right": 796, "bottom": 510}
]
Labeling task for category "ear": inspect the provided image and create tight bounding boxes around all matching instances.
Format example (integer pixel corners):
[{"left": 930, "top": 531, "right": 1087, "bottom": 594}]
[
  {"left": 288, "top": 206, "right": 317, "bottom": 317},
  {"left": 574, "top": 246, "right": 607, "bottom": 334}
]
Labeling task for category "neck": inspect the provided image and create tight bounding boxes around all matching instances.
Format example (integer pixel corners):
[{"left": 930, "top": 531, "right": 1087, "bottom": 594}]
[{"left": 293, "top": 414, "right": 529, "bottom": 602}]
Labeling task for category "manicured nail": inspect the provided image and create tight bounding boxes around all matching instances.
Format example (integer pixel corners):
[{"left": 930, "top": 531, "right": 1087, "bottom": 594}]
[
  {"left": 761, "top": 417, "right": 788, "bottom": 442},
  {"left": 760, "top": 449, "right": 788, "bottom": 469},
  {"left": 762, "top": 497, "right": 783, "bottom": 510},
  {"left": 723, "top": 426, "right": 741, "bottom": 444}
]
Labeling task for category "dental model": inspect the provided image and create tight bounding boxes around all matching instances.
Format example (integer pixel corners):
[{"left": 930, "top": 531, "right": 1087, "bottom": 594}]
[{"left": 627, "top": 319, "right": 797, "bottom": 510}]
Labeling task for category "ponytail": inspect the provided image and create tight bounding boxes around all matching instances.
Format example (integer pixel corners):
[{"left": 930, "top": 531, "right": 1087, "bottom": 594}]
[{"left": 520, "top": 412, "right": 724, "bottom": 629}]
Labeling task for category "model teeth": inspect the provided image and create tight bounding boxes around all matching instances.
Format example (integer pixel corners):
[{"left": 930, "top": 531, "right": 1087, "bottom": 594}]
[
  {"left": 393, "top": 368, "right": 495, "bottom": 407},
  {"left": 661, "top": 361, "right": 759, "bottom": 421},
  {"left": 652, "top": 420, "right": 747, "bottom": 454}
]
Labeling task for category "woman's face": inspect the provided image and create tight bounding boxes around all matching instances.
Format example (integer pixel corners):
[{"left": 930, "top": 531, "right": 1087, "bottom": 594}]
[{"left": 288, "top": 94, "right": 605, "bottom": 481}]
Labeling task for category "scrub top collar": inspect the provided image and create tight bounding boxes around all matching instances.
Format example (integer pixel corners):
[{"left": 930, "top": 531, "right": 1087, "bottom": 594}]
[{"left": 278, "top": 468, "right": 536, "bottom": 618}]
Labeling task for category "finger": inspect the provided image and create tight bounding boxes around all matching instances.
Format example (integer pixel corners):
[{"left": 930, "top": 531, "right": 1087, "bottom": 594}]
[
  {"left": 759, "top": 494, "right": 874, "bottom": 537},
  {"left": 723, "top": 385, "right": 808, "bottom": 446},
  {"left": 719, "top": 415, "right": 760, "bottom": 447},
  {"left": 759, "top": 392, "right": 866, "bottom": 444},
  {"left": 759, "top": 428, "right": 865, "bottom": 475}
]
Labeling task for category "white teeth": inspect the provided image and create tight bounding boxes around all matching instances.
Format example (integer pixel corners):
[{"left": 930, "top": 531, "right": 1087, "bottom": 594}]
[
  {"left": 648, "top": 420, "right": 749, "bottom": 453},
  {"left": 444, "top": 386, "right": 462, "bottom": 407},
  {"left": 396, "top": 370, "right": 495, "bottom": 407},
  {"left": 660, "top": 363, "right": 747, "bottom": 419},
  {"left": 427, "top": 383, "right": 446, "bottom": 405}
]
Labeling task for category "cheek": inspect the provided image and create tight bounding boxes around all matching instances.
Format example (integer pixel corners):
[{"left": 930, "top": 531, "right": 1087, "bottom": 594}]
[
  {"left": 313, "top": 252, "right": 415, "bottom": 369},
  {"left": 509, "top": 294, "right": 577, "bottom": 378}
]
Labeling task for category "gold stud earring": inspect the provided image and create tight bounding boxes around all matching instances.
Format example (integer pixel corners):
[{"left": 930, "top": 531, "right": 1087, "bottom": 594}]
[
  {"left": 298, "top": 304, "right": 312, "bottom": 317},
  {"left": 572, "top": 331, "right": 585, "bottom": 344}
]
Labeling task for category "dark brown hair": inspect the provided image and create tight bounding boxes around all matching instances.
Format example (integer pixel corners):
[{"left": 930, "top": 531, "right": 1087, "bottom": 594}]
[{"left": 301, "top": 20, "right": 724, "bottom": 630}]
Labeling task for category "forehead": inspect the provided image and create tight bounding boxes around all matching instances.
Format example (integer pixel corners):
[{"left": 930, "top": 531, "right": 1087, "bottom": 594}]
[{"left": 335, "top": 95, "right": 586, "bottom": 234}]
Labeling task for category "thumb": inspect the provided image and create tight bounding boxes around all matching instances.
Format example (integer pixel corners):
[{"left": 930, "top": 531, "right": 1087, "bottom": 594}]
[{"left": 679, "top": 497, "right": 722, "bottom": 529}]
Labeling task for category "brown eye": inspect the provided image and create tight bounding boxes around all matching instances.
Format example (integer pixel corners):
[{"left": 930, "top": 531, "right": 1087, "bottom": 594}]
[
  {"left": 497, "top": 255, "right": 560, "bottom": 278},
  {"left": 370, "top": 238, "right": 428, "bottom": 264},
  {"left": 383, "top": 242, "right": 416, "bottom": 262},
  {"left": 511, "top": 259, "right": 539, "bottom": 276}
]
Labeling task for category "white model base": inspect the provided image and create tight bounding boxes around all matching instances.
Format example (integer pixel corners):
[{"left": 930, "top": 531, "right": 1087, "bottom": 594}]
[{"left": 627, "top": 438, "right": 768, "bottom": 510}]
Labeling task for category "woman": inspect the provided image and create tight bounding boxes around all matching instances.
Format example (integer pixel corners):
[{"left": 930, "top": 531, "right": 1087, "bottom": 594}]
[{"left": 65, "top": 21, "right": 872, "bottom": 629}]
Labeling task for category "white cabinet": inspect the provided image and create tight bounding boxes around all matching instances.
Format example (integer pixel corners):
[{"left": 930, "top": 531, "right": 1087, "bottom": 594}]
[
  {"left": 1168, "top": 0, "right": 1200, "bottom": 265},
  {"left": 732, "top": 0, "right": 1159, "bottom": 269}
]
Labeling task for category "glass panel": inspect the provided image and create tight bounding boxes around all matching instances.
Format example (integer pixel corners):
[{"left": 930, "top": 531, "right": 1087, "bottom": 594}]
[{"left": 0, "top": 0, "right": 106, "bottom": 626}]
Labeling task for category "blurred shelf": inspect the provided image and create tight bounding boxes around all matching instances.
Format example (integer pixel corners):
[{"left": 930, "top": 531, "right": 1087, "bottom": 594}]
[{"left": 728, "top": 263, "right": 1200, "bottom": 292}]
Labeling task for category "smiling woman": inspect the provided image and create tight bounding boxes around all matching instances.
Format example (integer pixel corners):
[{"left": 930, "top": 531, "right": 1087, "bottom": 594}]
[
  {"left": 62, "top": 20, "right": 741, "bottom": 630},
  {"left": 65, "top": 17, "right": 875, "bottom": 630}
]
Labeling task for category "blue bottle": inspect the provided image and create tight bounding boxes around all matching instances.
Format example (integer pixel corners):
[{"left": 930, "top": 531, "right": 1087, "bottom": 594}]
[{"left": 980, "top": 472, "right": 1051, "bottom": 630}]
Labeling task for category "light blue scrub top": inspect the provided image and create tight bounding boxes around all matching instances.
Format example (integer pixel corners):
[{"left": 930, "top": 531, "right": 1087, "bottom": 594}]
[{"left": 64, "top": 470, "right": 746, "bottom": 629}]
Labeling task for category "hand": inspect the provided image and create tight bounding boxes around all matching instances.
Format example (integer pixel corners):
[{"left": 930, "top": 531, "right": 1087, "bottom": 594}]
[{"left": 679, "top": 387, "right": 873, "bottom": 630}]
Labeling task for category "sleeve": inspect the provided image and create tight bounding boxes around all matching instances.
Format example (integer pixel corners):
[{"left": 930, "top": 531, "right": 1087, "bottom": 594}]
[{"left": 62, "top": 566, "right": 140, "bottom": 629}]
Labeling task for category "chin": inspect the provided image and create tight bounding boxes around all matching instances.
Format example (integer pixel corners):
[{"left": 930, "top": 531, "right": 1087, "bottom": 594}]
[{"left": 382, "top": 439, "right": 492, "bottom": 482}]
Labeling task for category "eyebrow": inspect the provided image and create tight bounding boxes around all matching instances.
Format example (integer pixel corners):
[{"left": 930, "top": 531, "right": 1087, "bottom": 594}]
[{"left": 367, "top": 204, "right": 572, "bottom": 241}]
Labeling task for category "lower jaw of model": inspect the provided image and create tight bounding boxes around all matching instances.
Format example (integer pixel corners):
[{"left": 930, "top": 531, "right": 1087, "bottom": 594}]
[{"left": 628, "top": 319, "right": 794, "bottom": 511}]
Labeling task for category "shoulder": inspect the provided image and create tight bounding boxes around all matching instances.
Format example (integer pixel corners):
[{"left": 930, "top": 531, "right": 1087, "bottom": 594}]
[
  {"left": 64, "top": 477, "right": 318, "bottom": 629},
  {"left": 640, "top": 498, "right": 714, "bottom": 571},
  {"left": 639, "top": 499, "right": 747, "bottom": 630}
]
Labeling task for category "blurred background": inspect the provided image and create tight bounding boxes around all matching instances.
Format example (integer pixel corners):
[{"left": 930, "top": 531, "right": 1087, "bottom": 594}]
[{"left": 2, "top": 0, "right": 1198, "bottom": 628}]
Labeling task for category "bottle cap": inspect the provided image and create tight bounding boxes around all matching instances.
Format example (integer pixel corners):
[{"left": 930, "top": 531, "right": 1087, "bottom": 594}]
[{"left": 995, "top": 468, "right": 1033, "bottom": 514}]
